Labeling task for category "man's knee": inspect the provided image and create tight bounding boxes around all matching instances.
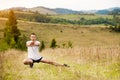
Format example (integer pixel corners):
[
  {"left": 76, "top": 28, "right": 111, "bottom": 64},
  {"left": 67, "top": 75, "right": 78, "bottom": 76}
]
[
  {"left": 23, "top": 59, "right": 29, "bottom": 65},
  {"left": 23, "top": 59, "right": 33, "bottom": 65},
  {"left": 23, "top": 59, "right": 27, "bottom": 65}
]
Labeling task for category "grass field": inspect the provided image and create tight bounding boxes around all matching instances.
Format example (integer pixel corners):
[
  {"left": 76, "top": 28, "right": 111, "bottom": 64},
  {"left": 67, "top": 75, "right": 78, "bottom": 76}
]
[
  {"left": 49, "top": 14, "right": 113, "bottom": 20},
  {"left": 0, "top": 17, "right": 120, "bottom": 48},
  {"left": 0, "top": 46, "right": 120, "bottom": 80},
  {"left": 0, "top": 17, "right": 120, "bottom": 80}
]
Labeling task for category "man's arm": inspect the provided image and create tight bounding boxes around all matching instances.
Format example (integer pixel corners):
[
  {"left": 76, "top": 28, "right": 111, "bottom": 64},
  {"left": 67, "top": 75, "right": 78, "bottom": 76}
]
[
  {"left": 26, "top": 41, "right": 40, "bottom": 46},
  {"left": 35, "top": 41, "right": 40, "bottom": 46},
  {"left": 26, "top": 41, "right": 34, "bottom": 46}
]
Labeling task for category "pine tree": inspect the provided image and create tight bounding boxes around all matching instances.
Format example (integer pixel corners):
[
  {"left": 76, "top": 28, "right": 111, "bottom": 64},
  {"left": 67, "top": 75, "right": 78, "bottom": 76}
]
[
  {"left": 110, "top": 9, "right": 120, "bottom": 32},
  {"left": 50, "top": 39, "right": 57, "bottom": 49},
  {"left": 40, "top": 41, "right": 45, "bottom": 51},
  {"left": 17, "top": 34, "right": 27, "bottom": 50},
  {"left": 68, "top": 41, "right": 73, "bottom": 48},
  {"left": 4, "top": 10, "right": 21, "bottom": 47}
]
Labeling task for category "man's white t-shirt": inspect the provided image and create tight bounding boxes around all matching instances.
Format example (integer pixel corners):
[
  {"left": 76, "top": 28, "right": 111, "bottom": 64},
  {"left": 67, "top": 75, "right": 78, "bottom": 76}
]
[{"left": 26, "top": 41, "right": 42, "bottom": 60}]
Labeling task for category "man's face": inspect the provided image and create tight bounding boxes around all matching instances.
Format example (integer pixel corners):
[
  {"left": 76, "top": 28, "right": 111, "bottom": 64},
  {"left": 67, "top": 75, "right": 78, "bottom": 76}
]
[{"left": 30, "top": 35, "right": 36, "bottom": 41}]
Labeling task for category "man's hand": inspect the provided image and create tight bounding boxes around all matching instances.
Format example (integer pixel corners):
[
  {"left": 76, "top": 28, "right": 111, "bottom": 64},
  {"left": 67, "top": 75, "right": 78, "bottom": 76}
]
[
  {"left": 26, "top": 41, "right": 40, "bottom": 47},
  {"left": 30, "top": 41, "right": 35, "bottom": 46}
]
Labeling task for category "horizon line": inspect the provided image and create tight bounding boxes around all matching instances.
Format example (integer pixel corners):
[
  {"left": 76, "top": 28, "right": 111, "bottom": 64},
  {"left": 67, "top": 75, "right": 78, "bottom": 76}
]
[{"left": 0, "top": 6, "right": 120, "bottom": 11}]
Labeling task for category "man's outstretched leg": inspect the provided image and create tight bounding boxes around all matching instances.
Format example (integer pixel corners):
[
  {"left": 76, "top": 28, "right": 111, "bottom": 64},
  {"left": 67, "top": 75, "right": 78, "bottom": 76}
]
[{"left": 40, "top": 58, "right": 70, "bottom": 67}]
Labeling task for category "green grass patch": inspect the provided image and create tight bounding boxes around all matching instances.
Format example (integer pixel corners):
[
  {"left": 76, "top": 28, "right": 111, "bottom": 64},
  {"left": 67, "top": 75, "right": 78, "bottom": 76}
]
[{"left": 49, "top": 14, "right": 113, "bottom": 20}]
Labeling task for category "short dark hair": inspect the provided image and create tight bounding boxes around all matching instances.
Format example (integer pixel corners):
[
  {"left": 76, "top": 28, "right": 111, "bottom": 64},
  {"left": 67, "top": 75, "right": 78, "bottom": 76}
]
[{"left": 31, "top": 33, "right": 36, "bottom": 35}]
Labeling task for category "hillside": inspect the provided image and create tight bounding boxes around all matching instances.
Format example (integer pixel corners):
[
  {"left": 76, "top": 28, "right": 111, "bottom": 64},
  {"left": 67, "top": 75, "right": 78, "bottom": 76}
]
[
  {"left": 1, "top": 6, "right": 120, "bottom": 15},
  {"left": 0, "top": 7, "right": 119, "bottom": 26},
  {"left": 27, "top": 7, "right": 57, "bottom": 15},
  {"left": 1, "top": 7, "right": 57, "bottom": 15},
  {"left": 0, "top": 18, "right": 120, "bottom": 49},
  {"left": 53, "top": 8, "right": 81, "bottom": 14},
  {"left": 0, "top": 17, "right": 120, "bottom": 80}
]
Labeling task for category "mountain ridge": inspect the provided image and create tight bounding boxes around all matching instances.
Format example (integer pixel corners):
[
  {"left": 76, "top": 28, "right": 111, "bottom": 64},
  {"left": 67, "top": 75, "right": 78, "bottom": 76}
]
[{"left": 1, "top": 6, "right": 120, "bottom": 15}]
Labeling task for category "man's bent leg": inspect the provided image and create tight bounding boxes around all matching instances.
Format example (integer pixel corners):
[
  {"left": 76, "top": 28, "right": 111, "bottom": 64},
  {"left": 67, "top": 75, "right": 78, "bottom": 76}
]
[
  {"left": 23, "top": 58, "right": 33, "bottom": 65},
  {"left": 23, "top": 58, "right": 34, "bottom": 68}
]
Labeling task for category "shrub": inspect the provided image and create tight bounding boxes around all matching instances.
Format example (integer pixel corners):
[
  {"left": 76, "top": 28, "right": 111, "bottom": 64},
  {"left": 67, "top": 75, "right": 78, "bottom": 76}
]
[
  {"left": 40, "top": 40, "right": 45, "bottom": 51},
  {"left": 68, "top": 41, "right": 73, "bottom": 48},
  {"left": 0, "top": 40, "right": 9, "bottom": 52},
  {"left": 16, "top": 34, "right": 28, "bottom": 51},
  {"left": 50, "top": 39, "right": 57, "bottom": 49}
]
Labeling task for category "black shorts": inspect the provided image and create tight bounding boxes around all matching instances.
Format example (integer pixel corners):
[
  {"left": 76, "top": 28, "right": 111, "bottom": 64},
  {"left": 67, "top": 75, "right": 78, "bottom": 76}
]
[{"left": 31, "top": 57, "right": 43, "bottom": 63}]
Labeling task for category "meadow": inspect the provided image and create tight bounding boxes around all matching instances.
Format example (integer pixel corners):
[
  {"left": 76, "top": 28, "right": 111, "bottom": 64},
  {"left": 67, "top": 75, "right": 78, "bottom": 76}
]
[
  {"left": 0, "top": 17, "right": 120, "bottom": 48},
  {"left": 0, "top": 46, "right": 120, "bottom": 80},
  {"left": 0, "top": 17, "right": 120, "bottom": 80},
  {"left": 49, "top": 14, "right": 113, "bottom": 20}
]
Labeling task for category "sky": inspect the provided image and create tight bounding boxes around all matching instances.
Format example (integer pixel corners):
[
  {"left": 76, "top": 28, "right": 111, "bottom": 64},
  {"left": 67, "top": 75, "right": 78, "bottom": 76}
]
[{"left": 0, "top": 0, "right": 120, "bottom": 11}]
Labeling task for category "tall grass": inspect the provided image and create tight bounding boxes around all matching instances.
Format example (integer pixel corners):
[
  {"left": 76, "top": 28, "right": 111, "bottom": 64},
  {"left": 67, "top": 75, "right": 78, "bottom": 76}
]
[
  {"left": 1, "top": 45, "right": 120, "bottom": 80},
  {"left": 0, "top": 17, "right": 120, "bottom": 80}
]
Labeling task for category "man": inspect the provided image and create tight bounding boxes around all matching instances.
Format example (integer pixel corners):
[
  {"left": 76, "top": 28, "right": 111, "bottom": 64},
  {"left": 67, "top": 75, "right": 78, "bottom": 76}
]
[{"left": 23, "top": 33, "right": 69, "bottom": 68}]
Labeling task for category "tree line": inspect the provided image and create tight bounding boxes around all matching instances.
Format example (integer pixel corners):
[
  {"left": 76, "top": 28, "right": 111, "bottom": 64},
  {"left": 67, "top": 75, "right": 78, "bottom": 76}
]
[{"left": 15, "top": 12, "right": 117, "bottom": 26}]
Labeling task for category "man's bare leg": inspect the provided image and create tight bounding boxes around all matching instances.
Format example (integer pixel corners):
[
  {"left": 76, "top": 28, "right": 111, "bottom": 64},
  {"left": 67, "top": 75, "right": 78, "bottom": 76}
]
[
  {"left": 23, "top": 58, "right": 34, "bottom": 68},
  {"left": 40, "top": 58, "right": 69, "bottom": 67},
  {"left": 23, "top": 58, "right": 33, "bottom": 65},
  {"left": 23, "top": 58, "right": 70, "bottom": 67}
]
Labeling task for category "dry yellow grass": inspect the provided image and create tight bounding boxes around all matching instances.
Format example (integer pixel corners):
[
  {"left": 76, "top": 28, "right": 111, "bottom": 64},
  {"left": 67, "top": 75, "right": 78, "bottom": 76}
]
[
  {"left": 1, "top": 45, "right": 120, "bottom": 80},
  {"left": 0, "top": 17, "right": 120, "bottom": 80},
  {"left": 0, "top": 17, "right": 120, "bottom": 48}
]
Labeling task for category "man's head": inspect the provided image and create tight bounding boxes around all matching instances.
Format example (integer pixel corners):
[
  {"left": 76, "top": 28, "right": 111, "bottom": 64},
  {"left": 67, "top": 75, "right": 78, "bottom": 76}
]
[{"left": 30, "top": 33, "right": 36, "bottom": 41}]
